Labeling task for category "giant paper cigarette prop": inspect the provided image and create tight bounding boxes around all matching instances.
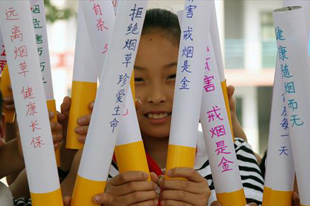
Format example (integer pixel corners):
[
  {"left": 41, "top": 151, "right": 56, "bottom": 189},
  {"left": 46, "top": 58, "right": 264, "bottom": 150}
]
[
  {"left": 273, "top": 6, "right": 310, "bottom": 206},
  {"left": 200, "top": 35, "right": 246, "bottom": 205},
  {"left": 283, "top": 0, "right": 310, "bottom": 43},
  {"left": 0, "top": 1, "right": 63, "bottom": 206},
  {"left": 209, "top": 2, "right": 234, "bottom": 139},
  {"left": 0, "top": 26, "right": 15, "bottom": 123},
  {"left": 115, "top": 86, "right": 149, "bottom": 175},
  {"left": 80, "top": 0, "right": 114, "bottom": 77},
  {"left": 262, "top": 60, "right": 294, "bottom": 206},
  {"left": 166, "top": 0, "right": 212, "bottom": 177},
  {"left": 71, "top": 1, "right": 148, "bottom": 205},
  {"left": 66, "top": 4, "right": 98, "bottom": 149},
  {"left": 31, "top": 0, "right": 60, "bottom": 167},
  {"left": 0, "top": 64, "right": 16, "bottom": 123}
]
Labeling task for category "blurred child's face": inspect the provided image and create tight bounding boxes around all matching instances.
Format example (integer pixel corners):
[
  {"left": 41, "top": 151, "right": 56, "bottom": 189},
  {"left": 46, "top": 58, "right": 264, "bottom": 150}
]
[{"left": 134, "top": 31, "right": 178, "bottom": 140}]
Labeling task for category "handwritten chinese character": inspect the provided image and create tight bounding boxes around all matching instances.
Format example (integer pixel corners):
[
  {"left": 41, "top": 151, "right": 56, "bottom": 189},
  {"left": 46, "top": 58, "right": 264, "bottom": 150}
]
[
  {"left": 205, "top": 57, "right": 210, "bottom": 71},
  {"left": 207, "top": 106, "right": 223, "bottom": 122},
  {"left": 122, "top": 53, "right": 132, "bottom": 68},
  {"left": 126, "top": 23, "right": 139, "bottom": 35},
  {"left": 284, "top": 81, "right": 295, "bottom": 94},
  {"left": 26, "top": 102, "right": 37, "bottom": 116},
  {"left": 181, "top": 60, "right": 191, "bottom": 73},
  {"left": 278, "top": 146, "right": 288, "bottom": 156},
  {"left": 288, "top": 99, "right": 298, "bottom": 112},
  {"left": 116, "top": 89, "right": 125, "bottom": 103},
  {"left": 110, "top": 118, "right": 119, "bottom": 133},
  {"left": 102, "top": 43, "right": 109, "bottom": 54},
  {"left": 14, "top": 46, "right": 28, "bottom": 59},
  {"left": 18, "top": 61, "right": 29, "bottom": 77},
  {"left": 36, "top": 34, "right": 43, "bottom": 44},
  {"left": 281, "top": 106, "right": 287, "bottom": 117},
  {"left": 21, "top": 86, "right": 35, "bottom": 99},
  {"left": 37, "top": 47, "right": 43, "bottom": 56},
  {"left": 32, "top": 5, "right": 40, "bottom": 14},
  {"left": 281, "top": 117, "right": 288, "bottom": 130},
  {"left": 203, "top": 75, "right": 215, "bottom": 92},
  {"left": 10, "top": 25, "right": 23, "bottom": 42},
  {"left": 92, "top": 4, "right": 102, "bottom": 15},
  {"left": 278, "top": 46, "right": 288, "bottom": 61},
  {"left": 281, "top": 64, "right": 293, "bottom": 78},
  {"left": 5, "top": 7, "right": 20, "bottom": 20},
  {"left": 218, "top": 157, "right": 233, "bottom": 173},
  {"left": 123, "top": 39, "right": 137, "bottom": 51},
  {"left": 182, "top": 46, "right": 194, "bottom": 58},
  {"left": 215, "top": 140, "right": 231, "bottom": 155},
  {"left": 129, "top": 4, "right": 143, "bottom": 21},
  {"left": 1, "top": 45, "right": 6, "bottom": 56},
  {"left": 290, "top": 115, "right": 304, "bottom": 127},
  {"left": 112, "top": 105, "right": 121, "bottom": 116},
  {"left": 183, "top": 26, "right": 193, "bottom": 41},
  {"left": 0, "top": 60, "right": 7, "bottom": 72},
  {"left": 29, "top": 120, "right": 40, "bottom": 132},
  {"left": 179, "top": 76, "right": 190, "bottom": 90},
  {"left": 40, "top": 62, "right": 45, "bottom": 72},
  {"left": 33, "top": 18, "right": 42, "bottom": 29},
  {"left": 209, "top": 125, "right": 226, "bottom": 138},
  {"left": 30, "top": 136, "right": 44, "bottom": 148},
  {"left": 275, "top": 27, "right": 285, "bottom": 41},
  {"left": 186, "top": 5, "right": 197, "bottom": 18},
  {"left": 117, "top": 73, "right": 130, "bottom": 87},
  {"left": 96, "top": 18, "right": 108, "bottom": 31}
]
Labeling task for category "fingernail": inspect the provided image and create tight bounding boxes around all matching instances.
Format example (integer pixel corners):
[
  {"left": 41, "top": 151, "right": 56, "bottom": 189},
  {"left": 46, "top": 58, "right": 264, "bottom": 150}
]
[
  {"left": 78, "top": 136, "right": 85, "bottom": 143},
  {"left": 154, "top": 200, "right": 158, "bottom": 206},
  {"left": 167, "top": 170, "right": 173, "bottom": 176},
  {"left": 78, "top": 117, "right": 85, "bottom": 124},
  {"left": 75, "top": 127, "right": 83, "bottom": 133},
  {"left": 90, "top": 102, "right": 94, "bottom": 108},
  {"left": 49, "top": 112, "right": 54, "bottom": 117},
  {"left": 144, "top": 172, "right": 149, "bottom": 179},
  {"left": 93, "top": 195, "right": 100, "bottom": 203},
  {"left": 153, "top": 184, "right": 158, "bottom": 190}
]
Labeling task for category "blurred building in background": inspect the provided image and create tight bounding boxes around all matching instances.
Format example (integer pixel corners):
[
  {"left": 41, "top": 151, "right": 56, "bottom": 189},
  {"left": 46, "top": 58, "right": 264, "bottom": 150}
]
[{"left": 47, "top": 0, "right": 310, "bottom": 155}]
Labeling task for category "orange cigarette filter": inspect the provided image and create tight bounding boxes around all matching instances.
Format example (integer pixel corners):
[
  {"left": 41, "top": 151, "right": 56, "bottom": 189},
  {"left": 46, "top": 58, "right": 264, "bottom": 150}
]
[{"left": 0, "top": 64, "right": 15, "bottom": 123}]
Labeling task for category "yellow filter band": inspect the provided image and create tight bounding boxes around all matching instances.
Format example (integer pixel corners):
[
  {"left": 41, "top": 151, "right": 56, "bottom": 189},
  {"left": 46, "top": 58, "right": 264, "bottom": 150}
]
[
  {"left": 221, "top": 80, "right": 234, "bottom": 140},
  {"left": 71, "top": 175, "right": 106, "bottom": 206},
  {"left": 66, "top": 81, "right": 97, "bottom": 149},
  {"left": 165, "top": 145, "right": 196, "bottom": 180},
  {"left": 216, "top": 189, "right": 246, "bottom": 206},
  {"left": 47, "top": 99, "right": 61, "bottom": 167},
  {"left": 262, "top": 187, "right": 293, "bottom": 206},
  {"left": 115, "top": 141, "right": 150, "bottom": 180},
  {"left": 30, "top": 188, "right": 63, "bottom": 206},
  {"left": 130, "top": 71, "right": 135, "bottom": 99},
  {"left": 0, "top": 64, "right": 15, "bottom": 123}
]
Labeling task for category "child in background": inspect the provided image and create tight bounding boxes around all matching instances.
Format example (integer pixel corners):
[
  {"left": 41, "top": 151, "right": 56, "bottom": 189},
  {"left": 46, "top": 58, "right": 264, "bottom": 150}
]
[{"left": 60, "top": 9, "right": 264, "bottom": 206}]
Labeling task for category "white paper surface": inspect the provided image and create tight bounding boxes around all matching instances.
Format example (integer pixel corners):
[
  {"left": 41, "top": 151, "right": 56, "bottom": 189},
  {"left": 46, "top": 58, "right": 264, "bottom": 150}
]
[
  {"left": 32, "top": 0, "right": 54, "bottom": 100},
  {"left": 72, "top": 4, "right": 97, "bottom": 83},
  {"left": 116, "top": 87, "right": 142, "bottom": 146},
  {"left": 0, "top": 1, "right": 60, "bottom": 193},
  {"left": 210, "top": 1, "right": 225, "bottom": 82},
  {"left": 273, "top": 7, "right": 310, "bottom": 204},
  {"left": 81, "top": 0, "right": 115, "bottom": 77},
  {"left": 78, "top": 0, "right": 149, "bottom": 181},
  {"left": 200, "top": 35, "right": 243, "bottom": 193},
  {"left": 264, "top": 58, "right": 294, "bottom": 191},
  {"left": 283, "top": 0, "right": 310, "bottom": 42},
  {"left": 169, "top": 0, "right": 212, "bottom": 148}
]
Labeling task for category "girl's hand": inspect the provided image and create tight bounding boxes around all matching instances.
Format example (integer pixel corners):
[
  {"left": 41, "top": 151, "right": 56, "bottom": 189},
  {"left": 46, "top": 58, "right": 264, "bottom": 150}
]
[
  {"left": 93, "top": 171, "right": 158, "bottom": 206},
  {"left": 211, "top": 202, "right": 258, "bottom": 206},
  {"left": 159, "top": 168, "right": 210, "bottom": 206},
  {"left": 49, "top": 111, "right": 62, "bottom": 149},
  {"left": 75, "top": 102, "right": 94, "bottom": 144}
]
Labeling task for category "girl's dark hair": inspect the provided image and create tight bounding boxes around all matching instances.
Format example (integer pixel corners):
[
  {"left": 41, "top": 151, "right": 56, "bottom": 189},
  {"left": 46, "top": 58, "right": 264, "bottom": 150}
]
[{"left": 142, "top": 9, "right": 181, "bottom": 44}]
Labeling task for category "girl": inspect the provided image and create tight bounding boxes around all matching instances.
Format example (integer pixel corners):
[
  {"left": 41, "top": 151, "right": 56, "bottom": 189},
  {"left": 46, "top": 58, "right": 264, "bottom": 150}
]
[{"left": 60, "top": 9, "right": 264, "bottom": 206}]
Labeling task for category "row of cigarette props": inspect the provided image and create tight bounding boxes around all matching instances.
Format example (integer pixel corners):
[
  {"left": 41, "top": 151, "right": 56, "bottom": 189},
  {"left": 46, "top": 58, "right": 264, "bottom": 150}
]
[
  {"left": 262, "top": 2, "right": 310, "bottom": 206},
  {"left": 170, "top": 1, "right": 246, "bottom": 205},
  {"left": 70, "top": 0, "right": 150, "bottom": 205},
  {"left": 0, "top": 0, "right": 63, "bottom": 206},
  {"left": 0, "top": 0, "right": 61, "bottom": 166}
]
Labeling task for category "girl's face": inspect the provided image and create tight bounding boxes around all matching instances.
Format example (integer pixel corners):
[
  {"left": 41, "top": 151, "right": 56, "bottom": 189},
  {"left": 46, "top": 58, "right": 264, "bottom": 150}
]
[{"left": 134, "top": 31, "right": 179, "bottom": 140}]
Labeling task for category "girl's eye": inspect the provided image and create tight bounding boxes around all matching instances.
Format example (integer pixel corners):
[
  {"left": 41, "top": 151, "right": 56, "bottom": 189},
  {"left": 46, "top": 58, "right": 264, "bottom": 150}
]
[
  {"left": 167, "top": 74, "right": 176, "bottom": 80},
  {"left": 134, "top": 77, "right": 144, "bottom": 82}
]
